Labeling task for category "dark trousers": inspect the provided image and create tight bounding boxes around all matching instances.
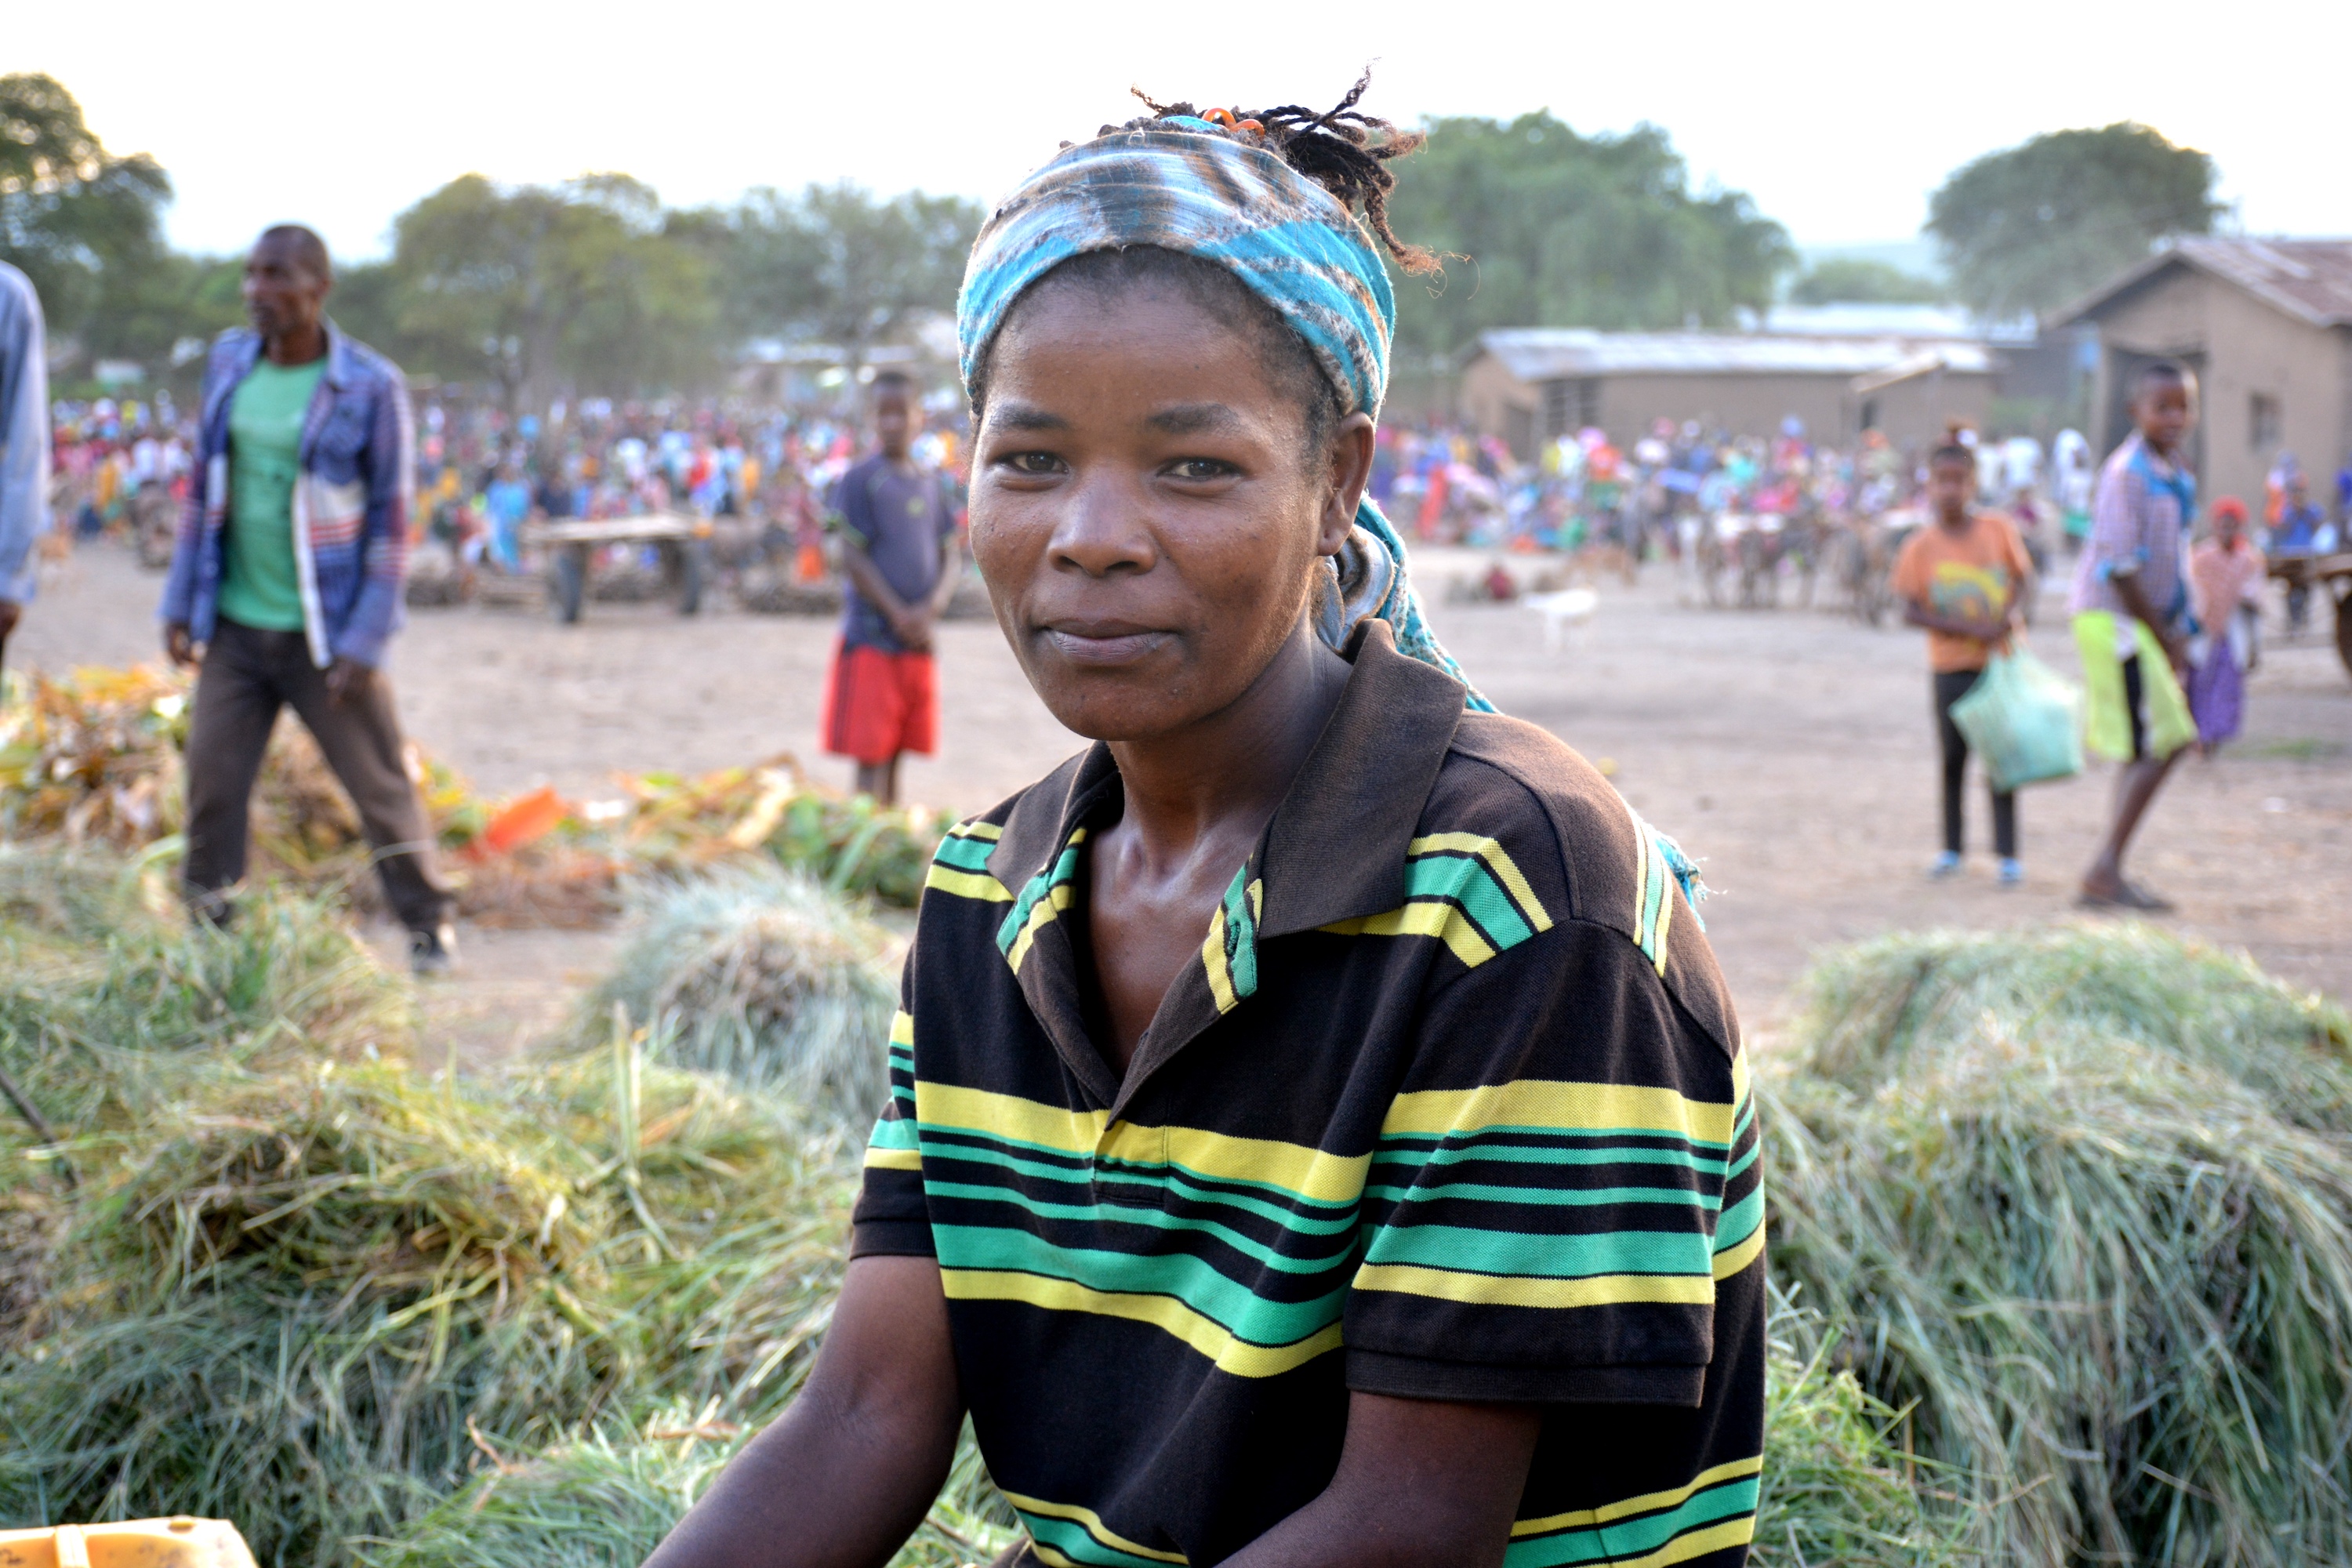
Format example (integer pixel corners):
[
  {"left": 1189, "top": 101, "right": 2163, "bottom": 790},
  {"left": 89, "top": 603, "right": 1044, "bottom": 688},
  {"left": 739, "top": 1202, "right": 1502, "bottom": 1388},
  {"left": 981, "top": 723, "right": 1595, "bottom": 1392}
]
[
  {"left": 184, "top": 618, "right": 454, "bottom": 931},
  {"left": 1933, "top": 667, "right": 2017, "bottom": 859}
]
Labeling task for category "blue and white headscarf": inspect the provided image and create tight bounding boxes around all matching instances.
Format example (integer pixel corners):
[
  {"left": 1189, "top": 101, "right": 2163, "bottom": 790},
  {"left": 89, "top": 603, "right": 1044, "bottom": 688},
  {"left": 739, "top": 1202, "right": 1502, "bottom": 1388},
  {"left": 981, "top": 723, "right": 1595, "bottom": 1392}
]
[{"left": 956, "top": 119, "right": 1493, "bottom": 713}]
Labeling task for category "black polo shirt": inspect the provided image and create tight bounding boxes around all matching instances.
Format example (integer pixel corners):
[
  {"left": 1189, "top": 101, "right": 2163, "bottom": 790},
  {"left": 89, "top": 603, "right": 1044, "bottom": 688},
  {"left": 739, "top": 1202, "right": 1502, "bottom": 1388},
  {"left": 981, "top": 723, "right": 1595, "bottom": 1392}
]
[{"left": 854, "top": 621, "right": 1764, "bottom": 1568}]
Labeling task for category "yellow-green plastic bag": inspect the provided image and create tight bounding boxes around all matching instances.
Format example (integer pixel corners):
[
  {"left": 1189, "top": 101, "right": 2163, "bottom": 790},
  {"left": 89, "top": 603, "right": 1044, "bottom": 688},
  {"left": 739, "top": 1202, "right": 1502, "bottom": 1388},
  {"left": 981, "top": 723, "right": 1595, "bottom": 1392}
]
[
  {"left": 1950, "top": 649, "right": 2085, "bottom": 791},
  {"left": 2073, "top": 611, "right": 2195, "bottom": 761}
]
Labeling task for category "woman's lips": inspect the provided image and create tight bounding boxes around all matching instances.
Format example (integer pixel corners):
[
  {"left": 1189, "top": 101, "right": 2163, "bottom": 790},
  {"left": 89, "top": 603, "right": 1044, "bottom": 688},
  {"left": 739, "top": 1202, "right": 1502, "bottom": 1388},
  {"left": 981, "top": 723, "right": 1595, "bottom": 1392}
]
[{"left": 1040, "top": 624, "right": 1172, "bottom": 666}]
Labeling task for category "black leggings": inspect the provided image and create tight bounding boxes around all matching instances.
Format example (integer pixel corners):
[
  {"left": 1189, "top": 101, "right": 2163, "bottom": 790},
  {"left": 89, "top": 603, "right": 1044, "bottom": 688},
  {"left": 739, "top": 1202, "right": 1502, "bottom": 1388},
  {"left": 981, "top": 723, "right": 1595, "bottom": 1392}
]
[{"left": 1933, "top": 668, "right": 2017, "bottom": 858}]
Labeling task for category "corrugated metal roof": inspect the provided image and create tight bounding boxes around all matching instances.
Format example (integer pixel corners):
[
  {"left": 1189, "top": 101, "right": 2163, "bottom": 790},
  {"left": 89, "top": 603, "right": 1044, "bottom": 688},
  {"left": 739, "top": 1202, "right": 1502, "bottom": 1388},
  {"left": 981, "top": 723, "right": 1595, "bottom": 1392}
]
[
  {"left": 1760, "top": 303, "right": 2035, "bottom": 345},
  {"left": 2049, "top": 238, "right": 2352, "bottom": 330},
  {"left": 1476, "top": 328, "right": 1996, "bottom": 382}
]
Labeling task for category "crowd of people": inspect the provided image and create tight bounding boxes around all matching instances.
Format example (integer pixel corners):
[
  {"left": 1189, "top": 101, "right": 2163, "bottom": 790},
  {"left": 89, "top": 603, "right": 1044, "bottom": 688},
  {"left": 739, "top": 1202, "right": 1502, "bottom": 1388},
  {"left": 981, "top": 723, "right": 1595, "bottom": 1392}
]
[
  {"left": 14, "top": 231, "right": 2351, "bottom": 945},
  {"left": 40, "top": 377, "right": 2352, "bottom": 625},
  {"left": 403, "top": 393, "right": 964, "bottom": 585}
]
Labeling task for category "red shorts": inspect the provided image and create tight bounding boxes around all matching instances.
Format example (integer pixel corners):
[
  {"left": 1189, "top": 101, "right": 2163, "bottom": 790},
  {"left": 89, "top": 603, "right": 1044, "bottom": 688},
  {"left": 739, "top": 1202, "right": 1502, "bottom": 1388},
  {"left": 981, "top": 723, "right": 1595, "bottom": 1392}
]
[{"left": 822, "top": 642, "right": 938, "bottom": 766}]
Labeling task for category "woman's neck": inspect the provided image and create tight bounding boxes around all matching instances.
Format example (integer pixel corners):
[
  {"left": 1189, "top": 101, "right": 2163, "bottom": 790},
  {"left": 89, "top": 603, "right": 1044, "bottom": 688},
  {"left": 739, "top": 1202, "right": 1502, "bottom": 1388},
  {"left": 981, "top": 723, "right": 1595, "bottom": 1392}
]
[{"left": 1105, "top": 617, "right": 1351, "bottom": 875}]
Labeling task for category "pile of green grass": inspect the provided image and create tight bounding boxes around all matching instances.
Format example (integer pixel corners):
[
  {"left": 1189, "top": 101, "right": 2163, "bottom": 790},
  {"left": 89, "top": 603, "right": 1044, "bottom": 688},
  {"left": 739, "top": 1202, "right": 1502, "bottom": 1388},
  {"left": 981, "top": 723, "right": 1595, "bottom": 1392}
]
[
  {"left": 1752, "top": 1288, "right": 1965, "bottom": 1568},
  {"left": 585, "top": 865, "right": 898, "bottom": 1125},
  {"left": 0, "top": 848, "right": 863, "bottom": 1565},
  {"left": 0, "top": 1042, "right": 860, "bottom": 1566},
  {"left": 1762, "top": 923, "right": 2352, "bottom": 1566}
]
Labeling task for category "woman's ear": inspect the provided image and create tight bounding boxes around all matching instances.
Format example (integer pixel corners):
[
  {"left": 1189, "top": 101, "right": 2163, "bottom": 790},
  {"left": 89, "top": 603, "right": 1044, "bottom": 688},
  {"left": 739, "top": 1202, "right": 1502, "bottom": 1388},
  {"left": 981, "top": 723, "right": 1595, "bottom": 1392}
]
[{"left": 1320, "top": 412, "right": 1377, "bottom": 554}]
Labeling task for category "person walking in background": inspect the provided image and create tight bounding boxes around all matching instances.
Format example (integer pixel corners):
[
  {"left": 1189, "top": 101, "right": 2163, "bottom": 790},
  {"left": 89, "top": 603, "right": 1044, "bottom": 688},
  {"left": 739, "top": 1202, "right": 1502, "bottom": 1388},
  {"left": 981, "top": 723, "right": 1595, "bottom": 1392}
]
[
  {"left": 2187, "top": 495, "right": 2264, "bottom": 750},
  {"left": 2071, "top": 361, "right": 2200, "bottom": 913},
  {"left": 0, "top": 260, "right": 51, "bottom": 673},
  {"left": 2272, "top": 474, "right": 2324, "bottom": 633},
  {"left": 481, "top": 460, "right": 532, "bottom": 572},
  {"left": 819, "top": 369, "right": 960, "bottom": 805},
  {"left": 1894, "top": 430, "right": 2034, "bottom": 886},
  {"left": 159, "top": 225, "right": 457, "bottom": 972}
]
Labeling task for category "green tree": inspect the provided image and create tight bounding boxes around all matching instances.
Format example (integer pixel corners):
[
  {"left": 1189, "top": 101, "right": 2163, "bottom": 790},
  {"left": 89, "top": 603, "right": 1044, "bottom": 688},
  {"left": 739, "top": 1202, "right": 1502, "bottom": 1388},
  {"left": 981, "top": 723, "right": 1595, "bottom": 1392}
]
[
  {"left": 1383, "top": 112, "right": 1794, "bottom": 364},
  {"left": 0, "top": 72, "right": 176, "bottom": 367},
  {"left": 380, "top": 173, "right": 721, "bottom": 407},
  {"left": 1788, "top": 258, "right": 1945, "bottom": 306},
  {"left": 701, "top": 183, "right": 984, "bottom": 364},
  {"left": 1926, "top": 122, "right": 2221, "bottom": 319}
]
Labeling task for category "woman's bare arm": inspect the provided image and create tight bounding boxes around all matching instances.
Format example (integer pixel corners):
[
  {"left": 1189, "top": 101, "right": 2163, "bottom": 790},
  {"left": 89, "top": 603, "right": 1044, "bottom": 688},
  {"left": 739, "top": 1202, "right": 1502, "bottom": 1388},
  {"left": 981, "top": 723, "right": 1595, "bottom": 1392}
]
[{"left": 641, "top": 1255, "right": 963, "bottom": 1568}]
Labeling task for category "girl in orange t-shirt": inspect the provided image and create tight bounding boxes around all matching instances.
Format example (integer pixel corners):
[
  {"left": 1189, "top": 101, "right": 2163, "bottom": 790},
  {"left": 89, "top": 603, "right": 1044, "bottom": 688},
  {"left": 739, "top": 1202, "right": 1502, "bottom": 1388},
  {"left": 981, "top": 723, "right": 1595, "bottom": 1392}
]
[{"left": 1892, "top": 434, "right": 2035, "bottom": 884}]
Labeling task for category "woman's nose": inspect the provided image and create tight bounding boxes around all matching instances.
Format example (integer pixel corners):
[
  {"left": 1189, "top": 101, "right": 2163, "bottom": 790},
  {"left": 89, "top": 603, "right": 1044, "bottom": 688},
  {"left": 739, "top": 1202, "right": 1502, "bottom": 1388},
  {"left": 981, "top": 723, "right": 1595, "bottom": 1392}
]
[{"left": 1048, "top": 471, "right": 1157, "bottom": 579}]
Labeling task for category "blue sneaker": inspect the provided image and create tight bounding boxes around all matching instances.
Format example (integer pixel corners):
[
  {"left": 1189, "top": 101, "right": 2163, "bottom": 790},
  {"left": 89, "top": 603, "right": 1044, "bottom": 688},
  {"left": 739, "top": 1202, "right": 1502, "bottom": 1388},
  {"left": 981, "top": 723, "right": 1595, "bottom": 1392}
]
[
  {"left": 1928, "top": 851, "right": 1962, "bottom": 880},
  {"left": 1997, "top": 858, "right": 2025, "bottom": 887}
]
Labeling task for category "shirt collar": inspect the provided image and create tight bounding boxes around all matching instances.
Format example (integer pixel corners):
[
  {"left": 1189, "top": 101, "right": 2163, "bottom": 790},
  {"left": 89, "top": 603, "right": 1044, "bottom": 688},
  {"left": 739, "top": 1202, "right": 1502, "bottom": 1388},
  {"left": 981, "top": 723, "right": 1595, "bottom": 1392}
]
[
  {"left": 984, "top": 619, "right": 1464, "bottom": 927},
  {"left": 226, "top": 318, "right": 358, "bottom": 389},
  {"left": 982, "top": 619, "right": 1465, "bottom": 1112}
]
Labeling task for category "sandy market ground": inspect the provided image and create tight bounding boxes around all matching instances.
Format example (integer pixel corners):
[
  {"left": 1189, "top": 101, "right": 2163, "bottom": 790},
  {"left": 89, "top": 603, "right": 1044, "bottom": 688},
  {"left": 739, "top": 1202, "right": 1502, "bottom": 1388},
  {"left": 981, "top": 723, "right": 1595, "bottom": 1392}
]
[{"left": 16, "top": 539, "right": 2350, "bottom": 1058}]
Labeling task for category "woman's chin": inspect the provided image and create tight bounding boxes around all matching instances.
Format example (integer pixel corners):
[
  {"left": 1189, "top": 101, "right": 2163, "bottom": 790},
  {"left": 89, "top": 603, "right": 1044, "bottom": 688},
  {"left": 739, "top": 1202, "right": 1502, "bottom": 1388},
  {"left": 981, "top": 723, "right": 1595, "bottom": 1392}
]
[{"left": 1033, "top": 674, "right": 1209, "bottom": 746}]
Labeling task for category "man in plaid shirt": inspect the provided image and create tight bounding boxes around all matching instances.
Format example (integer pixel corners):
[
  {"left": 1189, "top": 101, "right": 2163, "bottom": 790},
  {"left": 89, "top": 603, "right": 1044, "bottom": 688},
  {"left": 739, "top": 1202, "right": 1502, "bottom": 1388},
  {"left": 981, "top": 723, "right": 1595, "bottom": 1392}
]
[{"left": 159, "top": 225, "right": 456, "bottom": 971}]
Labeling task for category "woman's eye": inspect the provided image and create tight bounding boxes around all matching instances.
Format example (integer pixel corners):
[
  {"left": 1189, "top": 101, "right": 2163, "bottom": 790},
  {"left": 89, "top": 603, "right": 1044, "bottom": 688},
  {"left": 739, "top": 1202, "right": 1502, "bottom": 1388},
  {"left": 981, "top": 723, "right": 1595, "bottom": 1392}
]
[
  {"left": 1168, "top": 458, "right": 1236, "bottom": 481},
  {"left": 1001, "top": 452, "right": 1064, "bottom": 475}
]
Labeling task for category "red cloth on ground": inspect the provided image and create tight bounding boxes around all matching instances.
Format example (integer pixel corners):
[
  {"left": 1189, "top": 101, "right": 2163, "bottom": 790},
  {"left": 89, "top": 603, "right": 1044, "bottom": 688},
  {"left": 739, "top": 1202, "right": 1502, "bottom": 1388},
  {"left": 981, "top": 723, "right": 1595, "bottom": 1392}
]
[{"left": 822, "top": 642, "right": 938, "bottom": 765}]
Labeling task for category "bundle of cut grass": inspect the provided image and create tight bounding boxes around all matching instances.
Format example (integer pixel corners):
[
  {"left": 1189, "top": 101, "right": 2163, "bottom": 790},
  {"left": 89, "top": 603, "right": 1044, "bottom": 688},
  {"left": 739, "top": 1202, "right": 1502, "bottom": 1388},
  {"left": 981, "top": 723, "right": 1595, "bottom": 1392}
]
[
  {"left": 614, "top": 762, "right": 944, "bottom": 909},
  {"left": 1751, "top": 1290, "right": 1965, "bottom": 1567},
  {"left": 0, "top": 845, "right": 413, "bottom": 1134},
  {"left": 363, "top": 1417, "right": 1018, "bottom": 1568},
  {"left": 0, "top": 1040, "right": 858, "bottom": 1566},
  {"left": 586, "top": 865, "right": 897, "bottom": 1125},
  {"left": 1762, "top": 923, "right": 2352, "bottom": 1566}
]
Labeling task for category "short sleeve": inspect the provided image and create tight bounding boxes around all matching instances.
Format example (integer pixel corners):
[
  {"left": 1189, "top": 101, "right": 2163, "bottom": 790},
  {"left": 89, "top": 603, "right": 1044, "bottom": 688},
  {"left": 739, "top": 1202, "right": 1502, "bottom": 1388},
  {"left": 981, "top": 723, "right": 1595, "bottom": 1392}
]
[
  {"left": 831, "top": 467, "right": 875, "bottom": 552},
  {"left": 2087, "top": 461, "right": 2148, "bottom": 577},
  {"left": 849, "top": 980, "right": 935, "bottom": 1259},
  {"left": 1343, "top": 919, "right": 1757, "bottom": 1408}
]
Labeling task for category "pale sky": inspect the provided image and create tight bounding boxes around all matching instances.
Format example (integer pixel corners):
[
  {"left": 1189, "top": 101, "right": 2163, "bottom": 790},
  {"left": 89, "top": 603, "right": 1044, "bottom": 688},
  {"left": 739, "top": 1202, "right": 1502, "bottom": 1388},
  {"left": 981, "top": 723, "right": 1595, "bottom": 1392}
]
[{"left": 13, "top": 0, "right": 2348, "bottom": 264}]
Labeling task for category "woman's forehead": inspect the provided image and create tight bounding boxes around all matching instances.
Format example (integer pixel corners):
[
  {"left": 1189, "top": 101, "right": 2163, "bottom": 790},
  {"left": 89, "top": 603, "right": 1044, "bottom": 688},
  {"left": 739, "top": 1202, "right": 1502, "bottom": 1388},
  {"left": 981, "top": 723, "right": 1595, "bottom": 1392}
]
[{"left": 989, "top": 288, "right": 1274, "bottom": 390}]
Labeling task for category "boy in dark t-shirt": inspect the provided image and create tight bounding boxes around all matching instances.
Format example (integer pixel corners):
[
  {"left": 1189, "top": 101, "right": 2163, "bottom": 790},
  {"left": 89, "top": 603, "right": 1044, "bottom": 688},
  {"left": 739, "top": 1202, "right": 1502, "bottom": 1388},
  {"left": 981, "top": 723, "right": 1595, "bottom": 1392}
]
[{"left": 822, "top": 369, "right": 960, "bottom": 804}]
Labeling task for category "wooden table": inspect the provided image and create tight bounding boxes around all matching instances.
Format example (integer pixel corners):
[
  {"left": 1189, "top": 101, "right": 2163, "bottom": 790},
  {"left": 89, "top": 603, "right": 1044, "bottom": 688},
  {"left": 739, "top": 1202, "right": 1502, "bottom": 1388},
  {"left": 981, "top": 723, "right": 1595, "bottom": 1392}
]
[
  {"left": 522, "top": 513, "right": 713, "bottom": 624},
  {"left": 2268, "top": 551, "right": 2352, "bottom": 679}
]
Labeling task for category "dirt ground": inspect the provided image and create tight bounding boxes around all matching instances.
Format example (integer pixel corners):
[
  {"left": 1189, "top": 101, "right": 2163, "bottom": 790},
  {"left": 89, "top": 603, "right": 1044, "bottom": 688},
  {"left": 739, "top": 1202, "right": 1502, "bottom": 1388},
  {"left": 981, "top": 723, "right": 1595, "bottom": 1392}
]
[{"left": 16, "top": 539, "right": 2349, "bottom": 1054}]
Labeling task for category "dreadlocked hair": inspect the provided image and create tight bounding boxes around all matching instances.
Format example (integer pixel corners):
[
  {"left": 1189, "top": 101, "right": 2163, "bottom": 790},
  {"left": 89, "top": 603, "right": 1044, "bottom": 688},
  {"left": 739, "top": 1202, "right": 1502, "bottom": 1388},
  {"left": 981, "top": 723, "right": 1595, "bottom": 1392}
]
[{"left": 1120, "top": 71, "right": 1439, "bottom": 276}]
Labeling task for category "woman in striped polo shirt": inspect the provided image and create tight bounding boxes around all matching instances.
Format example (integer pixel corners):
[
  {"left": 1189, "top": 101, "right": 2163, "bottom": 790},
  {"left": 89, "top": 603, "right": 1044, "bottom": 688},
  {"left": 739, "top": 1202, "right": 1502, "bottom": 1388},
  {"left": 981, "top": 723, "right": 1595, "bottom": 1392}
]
[{"left": 644, "top": 77, "right": 1763, "bottom": 1568}]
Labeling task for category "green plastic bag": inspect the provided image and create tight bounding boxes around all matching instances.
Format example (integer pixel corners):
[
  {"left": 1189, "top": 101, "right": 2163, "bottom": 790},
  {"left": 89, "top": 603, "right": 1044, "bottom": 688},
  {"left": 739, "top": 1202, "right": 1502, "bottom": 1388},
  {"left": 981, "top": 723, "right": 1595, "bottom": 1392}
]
[{"left": 1950, "top": 649, "right": 2085, "bottom": 792}]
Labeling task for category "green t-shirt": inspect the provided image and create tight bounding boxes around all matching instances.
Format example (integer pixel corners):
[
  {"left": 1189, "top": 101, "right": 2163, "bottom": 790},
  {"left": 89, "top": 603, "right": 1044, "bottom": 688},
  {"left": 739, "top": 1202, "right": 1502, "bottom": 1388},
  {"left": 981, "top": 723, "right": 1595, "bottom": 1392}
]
[{"left": 217, "top": 357, "right": 326, "bottom": 632}]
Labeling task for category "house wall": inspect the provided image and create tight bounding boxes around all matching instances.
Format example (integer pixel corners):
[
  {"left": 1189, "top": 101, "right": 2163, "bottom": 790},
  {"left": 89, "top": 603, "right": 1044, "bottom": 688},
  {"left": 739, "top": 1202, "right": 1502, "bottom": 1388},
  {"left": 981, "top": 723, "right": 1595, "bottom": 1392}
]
[
  {"left": 1458, "top": 354, "right": 1537, "bottom": 460},
  {"left": 2086, "top": 269, "right": 2352, "bottom": 515},
  {"left": 1844, "top": 372, "right": 1993, "bottom": 450},
  {"left": 1456, "top": 354, "right": 1993, "bottom": 456},
  {"left": 1591, "top": 372, "right": 1853, "bottom": 447}
]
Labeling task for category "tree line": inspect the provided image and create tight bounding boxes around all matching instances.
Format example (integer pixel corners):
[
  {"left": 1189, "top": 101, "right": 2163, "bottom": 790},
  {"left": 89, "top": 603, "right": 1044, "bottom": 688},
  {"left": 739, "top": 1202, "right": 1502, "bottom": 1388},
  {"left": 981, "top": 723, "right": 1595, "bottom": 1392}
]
[{"left": 2, "top": 71, "right": 2223, "bottom": 404}]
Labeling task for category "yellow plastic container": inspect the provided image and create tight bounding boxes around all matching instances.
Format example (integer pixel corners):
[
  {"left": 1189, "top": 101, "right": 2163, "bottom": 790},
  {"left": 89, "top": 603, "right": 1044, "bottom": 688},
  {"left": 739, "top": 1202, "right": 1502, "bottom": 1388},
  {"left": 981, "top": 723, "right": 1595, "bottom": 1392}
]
[{"left": 0, "top": 1518, "right": 256, "bottom": 1568}]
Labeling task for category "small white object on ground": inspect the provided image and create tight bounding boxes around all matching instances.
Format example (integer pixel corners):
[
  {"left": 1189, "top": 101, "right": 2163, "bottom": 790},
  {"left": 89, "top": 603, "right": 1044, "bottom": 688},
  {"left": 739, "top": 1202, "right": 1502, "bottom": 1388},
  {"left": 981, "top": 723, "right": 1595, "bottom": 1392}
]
[{"left": 1524, "top": 587, "right": 1599, "bottom": 652}]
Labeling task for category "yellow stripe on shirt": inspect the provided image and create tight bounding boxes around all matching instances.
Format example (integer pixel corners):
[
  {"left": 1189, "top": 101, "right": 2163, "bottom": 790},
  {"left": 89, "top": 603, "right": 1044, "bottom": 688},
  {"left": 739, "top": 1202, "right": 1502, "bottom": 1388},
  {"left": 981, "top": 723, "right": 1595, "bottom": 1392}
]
[
  {"left": 926, "top": 864, "right": 1013, "bottom": 902},
  {"left": 1382, "top": 1078, "right": 1737, "bottom": 1147},
  {"left": 1352, "top": 1261, "right": 1715, "bottom": 1310},
  {"left": 1511, "top": 1455, "right": 1765, "bottom": 1537},
  {"left": 941, "top": 1269, "right": 1345, "bottom": 1379},
  {"left": 1406, "top": 833, "right": 1555, "bottom": 931},
  {"left": 998, "top": 1490, "right": 1190, "bottom": 1564}
]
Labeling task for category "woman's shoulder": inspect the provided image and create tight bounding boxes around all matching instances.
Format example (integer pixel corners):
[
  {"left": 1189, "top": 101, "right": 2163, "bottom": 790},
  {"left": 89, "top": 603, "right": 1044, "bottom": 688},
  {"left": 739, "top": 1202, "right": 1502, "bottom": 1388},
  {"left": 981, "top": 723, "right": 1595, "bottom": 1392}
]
[
  {"left": 916, "top": 748, "right": 1098, "bottom": 916},
  {"left": 1430, "top": 711, "right": 1737, "bottom": 1052}
]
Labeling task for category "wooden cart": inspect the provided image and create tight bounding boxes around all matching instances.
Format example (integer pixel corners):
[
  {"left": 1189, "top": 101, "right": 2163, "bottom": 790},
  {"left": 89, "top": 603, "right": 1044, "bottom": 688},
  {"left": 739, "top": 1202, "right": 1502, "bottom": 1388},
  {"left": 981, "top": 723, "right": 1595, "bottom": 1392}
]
[
  {"left": 523, "top": 514, "right": 712, "bottom": 625},
  {"left": 2269, "top": 551, "right": 2352, "bottom": 679}
]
